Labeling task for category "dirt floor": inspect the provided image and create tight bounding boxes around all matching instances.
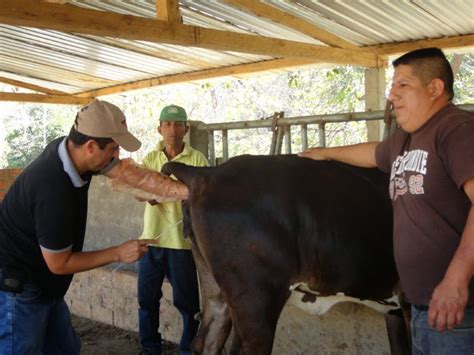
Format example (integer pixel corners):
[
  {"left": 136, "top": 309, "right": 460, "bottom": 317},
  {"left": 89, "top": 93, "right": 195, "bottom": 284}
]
[{"left": 72, "top": 315, "right": 179, "bottom": 355}]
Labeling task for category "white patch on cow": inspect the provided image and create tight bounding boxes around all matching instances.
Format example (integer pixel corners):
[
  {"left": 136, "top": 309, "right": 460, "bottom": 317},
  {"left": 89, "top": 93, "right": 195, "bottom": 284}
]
[{"left": 287, "top": 283, "right": 400, "bottom": 315}]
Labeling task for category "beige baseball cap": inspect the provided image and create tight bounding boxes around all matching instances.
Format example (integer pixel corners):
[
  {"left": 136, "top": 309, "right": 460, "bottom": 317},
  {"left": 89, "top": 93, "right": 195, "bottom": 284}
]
[{"left": 75, "top": 100, "right": 141, "bottom": 152}]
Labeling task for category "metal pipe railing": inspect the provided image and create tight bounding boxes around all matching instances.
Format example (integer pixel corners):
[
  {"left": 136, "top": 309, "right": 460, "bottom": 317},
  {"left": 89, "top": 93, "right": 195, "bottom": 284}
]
[{"left": 201, "top": 104, "right": 474, "bottom": 165}]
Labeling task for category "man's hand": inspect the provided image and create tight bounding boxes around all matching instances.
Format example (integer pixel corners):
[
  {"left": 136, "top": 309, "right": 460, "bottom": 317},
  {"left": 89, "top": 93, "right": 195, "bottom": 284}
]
[
  {"left": 42, "top": 238, "right": 158, "bottom": 274},
  {"left": 428, "top": 277, "right": 468, "bottom": 331},
  {"left": 134, "top": 196, "right": 159, "bottom": 205},
  {"left": 429, "top": 177, "right": 474, "bottom": 331},
  {"left": 116, "top": 239, "right": 156, "bottom": 263},
  {"left": 298, "top": 147, "right": 328, "bottom": 160},
  {"left": 298, "top": 143, "right": 378, "bottom": 168}
]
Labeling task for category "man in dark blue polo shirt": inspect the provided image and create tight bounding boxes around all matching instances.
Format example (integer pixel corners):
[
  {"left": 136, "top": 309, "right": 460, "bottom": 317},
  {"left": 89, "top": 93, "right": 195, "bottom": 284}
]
[{"left": 0, "top": 100, "right": 154, "bottom": 354}]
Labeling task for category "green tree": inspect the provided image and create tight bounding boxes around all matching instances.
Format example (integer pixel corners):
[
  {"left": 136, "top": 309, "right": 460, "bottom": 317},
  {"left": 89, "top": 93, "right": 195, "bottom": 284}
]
[
  {"left": 4, "top": 106, "right": 64, "bottom": 167},
  {"left": 452, "top": 53, "right": 474, "bottom": 104}
]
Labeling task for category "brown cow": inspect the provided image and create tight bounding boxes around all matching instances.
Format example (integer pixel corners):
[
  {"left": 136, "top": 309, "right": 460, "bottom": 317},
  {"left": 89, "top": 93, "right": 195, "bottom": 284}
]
[{"left": 162, "top": 154, "right": 409, "bottom": 354}]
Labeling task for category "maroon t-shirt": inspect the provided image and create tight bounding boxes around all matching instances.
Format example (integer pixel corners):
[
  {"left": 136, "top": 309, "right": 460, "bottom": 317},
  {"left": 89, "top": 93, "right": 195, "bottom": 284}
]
[{"left": 376, "top": 104, "right": 474, "bottom": 305}]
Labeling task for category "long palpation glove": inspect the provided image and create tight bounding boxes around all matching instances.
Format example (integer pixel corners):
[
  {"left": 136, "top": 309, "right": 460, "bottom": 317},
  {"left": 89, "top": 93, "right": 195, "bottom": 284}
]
[{"left": 105, "top": 158, "right": 189, "bottom": 202}]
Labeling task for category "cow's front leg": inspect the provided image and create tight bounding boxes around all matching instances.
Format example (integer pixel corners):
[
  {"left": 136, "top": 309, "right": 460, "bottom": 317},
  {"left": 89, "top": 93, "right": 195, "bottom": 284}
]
[{"left": 192, "top": 245, "right": 232, "bottom": 354}]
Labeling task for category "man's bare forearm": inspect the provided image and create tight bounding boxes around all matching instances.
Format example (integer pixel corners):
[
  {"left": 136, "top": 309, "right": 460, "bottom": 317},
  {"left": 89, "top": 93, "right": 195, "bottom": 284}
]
[{"left": 298, "top": 142, "right": 379, "bottom": 168}]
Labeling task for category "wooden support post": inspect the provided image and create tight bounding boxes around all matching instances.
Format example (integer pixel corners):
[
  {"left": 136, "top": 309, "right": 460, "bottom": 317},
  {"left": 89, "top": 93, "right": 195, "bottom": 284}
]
[
  {"left": 156, "top": 0, "right": 181, "bottom": 23},
  {"left": 365, "top": 67, "right": 386, "bottom": 141}
]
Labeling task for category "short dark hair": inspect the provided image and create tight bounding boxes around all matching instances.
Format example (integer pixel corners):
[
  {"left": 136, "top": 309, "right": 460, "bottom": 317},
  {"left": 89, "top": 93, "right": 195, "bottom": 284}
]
[
  {"left": 68, "top": 122, "right": 113, "bottom": 150},
  {"left": 393, "top": 47, "right": 454, "bottom": 100}
]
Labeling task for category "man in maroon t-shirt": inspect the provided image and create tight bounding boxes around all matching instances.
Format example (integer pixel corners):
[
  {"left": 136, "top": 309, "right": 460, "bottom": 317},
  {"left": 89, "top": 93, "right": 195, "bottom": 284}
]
[{"left": 300, "top": 48, "right": 474, "bottom": 353}]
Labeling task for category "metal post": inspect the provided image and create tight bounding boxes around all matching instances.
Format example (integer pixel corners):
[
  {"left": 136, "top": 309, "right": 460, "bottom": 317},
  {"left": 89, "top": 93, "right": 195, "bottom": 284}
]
[
  {"left": 269, "top": 112, "right": 284, "bottom": 155},
  {"left": 275, "top": 126, "right": 284, "bottom": 155},
  {"left": 284, "top": 126, "right": 291, "bottom": 154},
  {"left": 222, "top": 129, "right": 228, "bottom": 162},
  {"left": 208, "top": 130, "right": 215, "bottom": 166},
  {"left": 301, "top": 124, "right": 308, "bottom": 151},
  {"left": 318, "top": 123, "right": 326, "bottom": 147}
]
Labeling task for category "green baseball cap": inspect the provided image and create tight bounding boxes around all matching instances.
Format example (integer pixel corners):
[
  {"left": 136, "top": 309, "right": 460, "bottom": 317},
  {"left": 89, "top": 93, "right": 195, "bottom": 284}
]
[{"left": 159, "top": 105, "right": 188, "bottom": 122}]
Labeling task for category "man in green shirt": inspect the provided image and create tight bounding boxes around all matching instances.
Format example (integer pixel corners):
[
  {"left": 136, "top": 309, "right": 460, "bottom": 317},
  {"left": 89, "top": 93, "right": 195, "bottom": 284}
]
[{"left": 138, "top": 105, "right": 208, "bottom": 355}]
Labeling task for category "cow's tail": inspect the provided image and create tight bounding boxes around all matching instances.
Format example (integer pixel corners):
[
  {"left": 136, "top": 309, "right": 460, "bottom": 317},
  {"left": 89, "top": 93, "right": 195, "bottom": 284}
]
[
  {"left": 161, "top": 161, "right": 204, "bottom": 243},
  {"left": 161, "top": 161, "right": 203, "bottom": 190}
]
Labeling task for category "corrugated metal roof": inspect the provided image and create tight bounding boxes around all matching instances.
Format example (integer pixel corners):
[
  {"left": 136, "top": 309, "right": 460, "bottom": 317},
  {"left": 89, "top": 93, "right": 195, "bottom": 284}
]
[
  {"left": 0, "top": 0, "right": 473, "bottom": 97},
  {"left": 269, "top": 0, "right": 474, "bottom": 46}
]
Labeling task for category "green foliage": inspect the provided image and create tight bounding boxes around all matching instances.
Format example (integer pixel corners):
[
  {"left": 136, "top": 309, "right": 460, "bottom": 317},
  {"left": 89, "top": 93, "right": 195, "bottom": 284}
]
[
  {"left": 0, "top": 83, "right": 79, "bottom": 168},
  {"left": 453, "top": 53, "right": 474, "bottom": 104},
  {"left": 2, "top": 104, "right": 68, "bottom": 168}
]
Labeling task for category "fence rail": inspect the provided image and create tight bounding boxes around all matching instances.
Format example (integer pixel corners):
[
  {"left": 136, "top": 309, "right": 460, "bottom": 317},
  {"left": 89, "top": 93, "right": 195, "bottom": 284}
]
[{"left": 196, "top": 104, "right": 474, "bottom": 165}]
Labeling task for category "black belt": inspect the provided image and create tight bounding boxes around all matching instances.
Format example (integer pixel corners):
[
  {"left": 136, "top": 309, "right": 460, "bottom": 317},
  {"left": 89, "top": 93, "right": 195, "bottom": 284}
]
[
  {"left": 413, "top": 304, "right": 429, "bottom": 311},
  {"left": 0, "top": 267, "right": 26, "bottom": 293}
]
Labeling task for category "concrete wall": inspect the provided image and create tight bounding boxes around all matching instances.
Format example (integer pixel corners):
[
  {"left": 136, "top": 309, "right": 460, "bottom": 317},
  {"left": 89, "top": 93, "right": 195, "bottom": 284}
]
[
  {"left": 65, "top": 268, "right": 182, "bottom": 339},
  {"left": 66, "top": 267, "right": 390, "bottom": 355},
  {"left": 82, "top": 175, "right": 144, "bottom": 272},
  {"left": 67, "top": 176, "right": 391, "bottom": 354}
]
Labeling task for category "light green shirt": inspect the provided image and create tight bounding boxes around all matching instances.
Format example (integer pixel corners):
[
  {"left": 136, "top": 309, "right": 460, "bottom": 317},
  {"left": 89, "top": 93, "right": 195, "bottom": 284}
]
[{"left": 139, "top": 141, "right": 208, "bottom": 249}]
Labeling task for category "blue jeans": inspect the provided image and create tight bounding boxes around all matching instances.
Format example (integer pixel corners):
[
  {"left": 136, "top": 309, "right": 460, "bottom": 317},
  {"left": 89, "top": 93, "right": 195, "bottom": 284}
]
[
  {"left": 411, "top": 305, "right": 474, "bottom": 354},
  {"left": 138, "top": 247, "right": 199, "bottom": 354},
  {"left": 0, "top": 283, "right": 80, "bottom": 355}
]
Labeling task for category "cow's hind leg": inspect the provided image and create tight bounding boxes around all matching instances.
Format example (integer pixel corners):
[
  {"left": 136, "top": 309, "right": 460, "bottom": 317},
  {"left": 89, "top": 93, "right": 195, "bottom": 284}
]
[
  {"left": 385, "top": 308, "right": 410, "bottom": 355},
  {"left": 227, "top": 284, "right": 290, "bottom": 355},
  {"left": 191, "top": 246, "right": 232, "bottom": 354},
  {"left": 385, "top": 293, "right": 412, "bottom": 355}
]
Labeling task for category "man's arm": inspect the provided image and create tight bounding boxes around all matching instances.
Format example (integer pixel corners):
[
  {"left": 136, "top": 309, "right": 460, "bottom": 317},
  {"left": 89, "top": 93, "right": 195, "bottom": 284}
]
[
  {"left": 41, "top": 239, "right": 155, "bottom": 275},
  {"left": 103, "top": 159, "right": 189, "bottom": 201},
  {"left": 298, "top": 142, "right": 379, "bottom": 168},
  {"left": 428, "top": 176, "right": 474, "bottom": 331}
]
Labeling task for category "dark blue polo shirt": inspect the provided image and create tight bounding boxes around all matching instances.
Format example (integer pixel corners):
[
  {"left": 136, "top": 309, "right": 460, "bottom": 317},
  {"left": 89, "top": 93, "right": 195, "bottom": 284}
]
[{"left": 0, "top": 137, "right": 91, "bottom": 297}]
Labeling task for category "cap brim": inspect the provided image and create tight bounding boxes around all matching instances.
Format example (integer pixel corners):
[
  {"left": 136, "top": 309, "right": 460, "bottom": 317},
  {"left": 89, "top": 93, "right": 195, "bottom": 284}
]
[
  {"left": 159, "top": 117, "right": 187, "bottom": 122},
  {"left": 112, "top": 132, "right": 141, "bottom": 152}
]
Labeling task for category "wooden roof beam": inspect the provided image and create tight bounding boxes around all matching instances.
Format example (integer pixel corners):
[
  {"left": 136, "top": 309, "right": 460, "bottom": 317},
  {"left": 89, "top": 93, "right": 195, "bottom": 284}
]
[
  {"left": 70, "top": 30, "right": 474, "bottom": 97},
  {"left": 368, "top": 34, "right": 474, "bottom": 55},
  {"left": 0, "top": 0, "right": 381, "bottom": 68},
  {"left": 75, "top": 58, "right": 327, "bottom": 98},
  {"left": 156, "top": 0, "right": 181, "bottom": 23},
  {"left": 0, "top": 92, "right": 93, "bottom": 105},
  {"left": 224, "top": 0, "right": 358, "bottom": 49},
  {"left": 0, "top": 76, "right": 68, "bottom": 95}
]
